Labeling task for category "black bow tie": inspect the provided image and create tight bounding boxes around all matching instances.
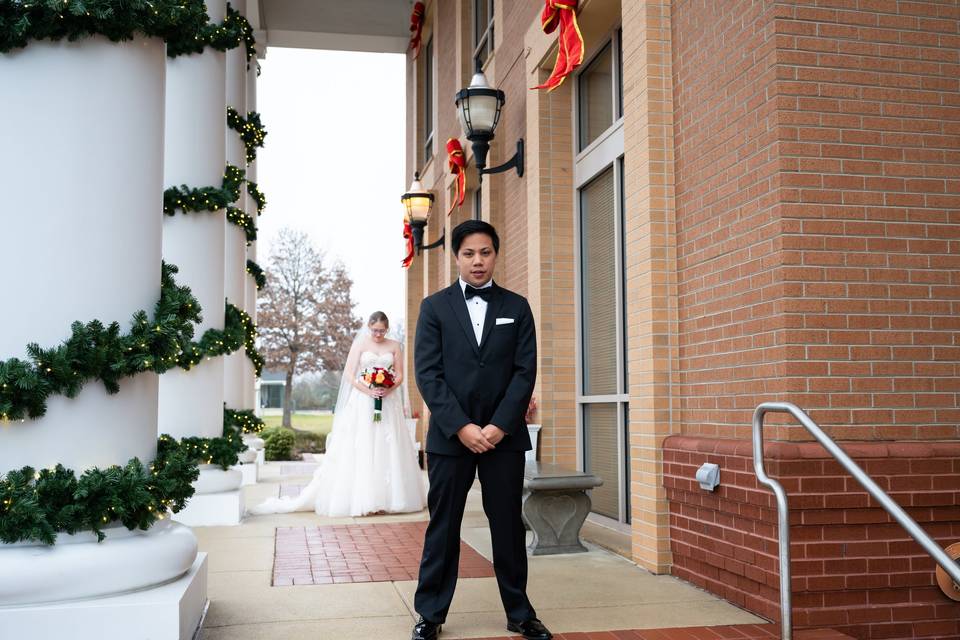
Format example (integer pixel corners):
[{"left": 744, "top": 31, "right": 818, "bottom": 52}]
[{"left": 464, "top": 285, "right": 492, "bottom": 301}]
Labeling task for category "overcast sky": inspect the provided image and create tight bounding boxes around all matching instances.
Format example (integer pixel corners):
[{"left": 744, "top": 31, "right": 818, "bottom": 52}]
[{"left": 257, "top": 48, "right": 408, "bottom": 331}]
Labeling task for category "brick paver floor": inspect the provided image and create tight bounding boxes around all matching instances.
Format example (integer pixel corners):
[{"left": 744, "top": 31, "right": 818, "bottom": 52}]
[
  {"left": 474, "top": 625, "right": 852, "bottom": 639},
  {"left": 272, "top": 521, "right": 495, "bottom": 586}
]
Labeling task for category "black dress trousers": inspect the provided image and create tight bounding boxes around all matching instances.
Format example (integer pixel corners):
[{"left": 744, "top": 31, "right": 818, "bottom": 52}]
[{"left": 413, "top": 448, "right": 535, "bottom": 624}]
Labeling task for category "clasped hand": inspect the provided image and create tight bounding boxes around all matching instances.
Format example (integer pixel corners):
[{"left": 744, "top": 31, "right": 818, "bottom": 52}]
[{"left": 457, "top": 423, "right": 505, "bottom": 454}]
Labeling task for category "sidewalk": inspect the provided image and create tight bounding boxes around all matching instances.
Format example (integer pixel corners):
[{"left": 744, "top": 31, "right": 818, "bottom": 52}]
[{"left": 195, "top": 461, "right": 766, "bottom": 639}]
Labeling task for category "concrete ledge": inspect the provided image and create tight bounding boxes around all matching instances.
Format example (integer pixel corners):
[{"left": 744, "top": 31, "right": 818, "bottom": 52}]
[{"left": 0, "top": 553, "right": 208, "bottom": 640}]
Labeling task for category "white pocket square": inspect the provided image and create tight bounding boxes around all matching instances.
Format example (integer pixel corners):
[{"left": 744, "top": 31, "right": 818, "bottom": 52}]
[{"left": 495, "top": 317, "right": 515, "bottom": 325}]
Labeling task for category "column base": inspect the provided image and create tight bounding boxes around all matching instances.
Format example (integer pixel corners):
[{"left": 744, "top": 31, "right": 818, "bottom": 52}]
[
  {"left": 0, "top": 553, "right": 208, "bottom": 640},
  {"left": 172, "top": 490, "right": 243, "bottom": 527},
  {"left": 239, "top": 462, "right": 258, "bottom": 486}
]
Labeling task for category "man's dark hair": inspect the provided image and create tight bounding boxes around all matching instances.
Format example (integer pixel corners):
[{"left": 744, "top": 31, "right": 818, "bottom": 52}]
[{"left": 451, "top": 220, "right": 500, "bottom": 255}]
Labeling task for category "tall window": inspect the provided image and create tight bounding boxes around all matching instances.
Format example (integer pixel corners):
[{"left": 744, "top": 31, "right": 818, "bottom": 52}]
[
  {"left": 575, "top": 29, "right": 627, "bottom": 524},
  {"left": 422, "top": 38, "right": 434, "bottom": 164},
  {"left": 473, "top": 0, "right": 494, "bottom": 69}
]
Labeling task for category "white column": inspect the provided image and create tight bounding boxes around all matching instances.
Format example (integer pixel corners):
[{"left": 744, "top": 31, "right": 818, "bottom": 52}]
[
  {"left": 224, "top": 43, "right": 248, "bottom": 409},
  {"left": 0, "top": 35, "right": 199, "bottom": 611},
  {"left": 242, "top": 61, "right": 259, "bottom": 411},
  {"left": 160, "top": 2, "right": 244, "bottom": 528},
  {"left": 158, "top": 0, "right": 228, "bottom": 442}
]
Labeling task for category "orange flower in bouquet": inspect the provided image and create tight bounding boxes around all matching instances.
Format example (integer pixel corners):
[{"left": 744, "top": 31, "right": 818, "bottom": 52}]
[{"left": 361, "top": 366, "right": 396, "bottom": 422}]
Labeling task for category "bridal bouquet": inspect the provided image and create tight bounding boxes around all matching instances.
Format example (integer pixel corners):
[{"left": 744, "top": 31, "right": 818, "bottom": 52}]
[{"left": 361, "top": 366, "right": 396, "bottom": 422}]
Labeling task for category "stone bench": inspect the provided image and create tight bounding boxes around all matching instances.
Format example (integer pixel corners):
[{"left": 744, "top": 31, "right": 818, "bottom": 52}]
[{"left": 521, "top": 462, "right": 603, "bottom": 555}]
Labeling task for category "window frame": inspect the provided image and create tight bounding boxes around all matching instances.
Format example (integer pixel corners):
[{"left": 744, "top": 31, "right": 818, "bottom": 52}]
[
  {"left": 422, "top": 37, "right": 435, "bottom": 165},
  {"left": 473, "top": 0, "right": 495, "bottom": 70},
  {"left": 573, "top": 27, "right": 629, "bottom": 525},
  {"left": 575, "top": 28, "right": 625, "bottom": 156}
]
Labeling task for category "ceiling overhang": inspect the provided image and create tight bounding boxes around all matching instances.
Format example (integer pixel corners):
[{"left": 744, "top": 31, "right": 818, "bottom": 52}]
[{"left": 252, "top": 0, "right": 414, "bottom": 55}]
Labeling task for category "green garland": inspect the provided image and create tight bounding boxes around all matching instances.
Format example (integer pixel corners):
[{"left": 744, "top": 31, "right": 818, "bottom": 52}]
[
  {"left": 0, "top": 263, "right": 201, "bottom": 422},
  {"left": 227, "top": 107, "right": 267, "bottom": 164},
  {"left": 229, "top": 2, "right": 257, "bottom": 66},
  {"left": 167, "top": 2, "right": 255, "bottom": 59},
  {"left": 227, "top": 206, "right": 257, "bottom": 243},
  {"left": 163, "top": 164, "right": 245, "bottom": 216},
  {"left": 224, "top": 406, "right": 264, "bottom": 435},
  {"left": 246, "top": 259, "right": 266, "bottom": 290},
  {"left": 246, "top": 181, "right": 266, "bottom": 215},
  {"left": 0, "top": 0, "right": 208, "bottom": 55},
  {"left": 164, "top": 164, "right": 256, "bottom": 241},
  {"left": 238, "top": 306, "right": 264, "bottom": 376},
  {"left": 173, "top": 301, "right": 246, "bottom": 370},
  {"left": 169, "top": 429, "right": 244, "bottom": 471},
  {"left": 0, "top": 435, "right": 199, "bottom": 545}
]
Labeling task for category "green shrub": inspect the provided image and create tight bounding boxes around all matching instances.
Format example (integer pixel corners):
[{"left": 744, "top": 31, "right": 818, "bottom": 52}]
[
  {"left": 262, "top": 427, "right": 295, "bottom": 461},
  {"left": 293, "top": 430, "right": 326, "bottom": 458}
]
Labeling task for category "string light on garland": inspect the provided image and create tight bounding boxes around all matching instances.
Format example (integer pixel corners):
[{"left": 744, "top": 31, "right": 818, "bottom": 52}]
[
  {"left": 0, "top": 435, "right": 199, "bottom": 546},
  {"left": 172, "top": 429, "right": 245, "bottom": 470},
  {"left": 245, "top": 259, "right": 266, "bottom": 290},
  {"left": 226, "top": 206, "right": 257, "bottom": 243},
  {"left": 224, "top": 406, "right": 265, "bottom": 435},
  {"left": 227, "top": 107, "right": 267, "bottom": 164},
  {"left": 246, "top": 181, "right": 266, "bottom": 215},
  {"left": 166, "top": 2, "right": 257, "bottom": 60},
  {"left": 175, "top": 301, "right": 247, "bottom": 371},
  {"left": 0, "top": 0, "right": 209, "bottom": 55},
  {"left": 163, "top": 163, "right": 246, "bottom": 216},
  {"left": 235, "top": 305, "right": 264, "bottom": 376},
  {"left": 163, "top": 164, "right": 256, "bottom": 241}
]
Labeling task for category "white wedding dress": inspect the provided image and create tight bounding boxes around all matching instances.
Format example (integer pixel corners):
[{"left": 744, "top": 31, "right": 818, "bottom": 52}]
[{"left": 250, "top": 351, "right": 427, "bottom": 517}]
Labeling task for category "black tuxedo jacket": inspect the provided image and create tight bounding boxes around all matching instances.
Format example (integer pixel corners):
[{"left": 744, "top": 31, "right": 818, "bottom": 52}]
[{"left": 414, "top": 281, "right": 537, "bottom": 456}]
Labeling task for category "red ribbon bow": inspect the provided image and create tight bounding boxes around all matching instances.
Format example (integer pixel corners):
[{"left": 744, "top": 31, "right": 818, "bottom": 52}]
[
  {"left": 532, "top": 0, "right": 584, "bottom": 92},
  {"left": 446, "top": 138, "right": 466, "bottom": 216},
  {"left": 409, "top": 2, "right": 426, "bottom": 59},
  {"left": 402, "top": 218, "right": 415, "bottom": 269}
]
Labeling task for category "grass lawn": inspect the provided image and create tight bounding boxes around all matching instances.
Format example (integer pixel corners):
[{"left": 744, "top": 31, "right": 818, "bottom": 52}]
[{"left": 263, "top": 413, "right": 334, "bottom": 435}]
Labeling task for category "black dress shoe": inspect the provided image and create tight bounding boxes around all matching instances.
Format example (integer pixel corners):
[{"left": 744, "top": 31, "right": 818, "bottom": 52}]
[
  {"left": 506, "top": 617, "right": 552, "bottom": 640},
  {"left": 411, "top": 616, "right": 442, "bottom": 640}
]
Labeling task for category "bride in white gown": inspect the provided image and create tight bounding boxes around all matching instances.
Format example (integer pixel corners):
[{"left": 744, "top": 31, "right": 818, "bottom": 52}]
[{"left": 250, "top": 311, "right": 427, "bottom": 517}]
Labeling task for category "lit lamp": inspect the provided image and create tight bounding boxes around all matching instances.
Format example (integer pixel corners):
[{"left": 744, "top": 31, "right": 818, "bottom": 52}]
[
  {"left": 455, "top": 62, "right": 524, "bottom": 183},
  {"left": 401, "top": 171, "right": 443, "bottom": 253}
]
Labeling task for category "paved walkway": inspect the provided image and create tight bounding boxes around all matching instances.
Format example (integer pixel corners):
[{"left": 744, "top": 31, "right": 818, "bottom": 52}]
[{"left": 195, "top": 461, "right": 769, "bottom": 640}]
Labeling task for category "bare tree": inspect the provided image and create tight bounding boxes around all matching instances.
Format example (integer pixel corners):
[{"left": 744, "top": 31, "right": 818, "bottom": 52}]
[
  {"left": 319, "top": 262, "right": 362, "bottom": 372},
  {"left": 258, "top": 229, "right": 360, "bottom": 427}
]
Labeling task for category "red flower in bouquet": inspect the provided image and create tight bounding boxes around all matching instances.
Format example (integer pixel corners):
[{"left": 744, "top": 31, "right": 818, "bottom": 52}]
[{"left": 361, "top": 366, "right": 396, "bottom": 422}]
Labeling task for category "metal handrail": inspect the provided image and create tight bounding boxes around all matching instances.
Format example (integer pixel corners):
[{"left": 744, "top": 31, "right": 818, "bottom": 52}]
[{"left": 752, "top": 402, "right": 960, "bottom": 640}]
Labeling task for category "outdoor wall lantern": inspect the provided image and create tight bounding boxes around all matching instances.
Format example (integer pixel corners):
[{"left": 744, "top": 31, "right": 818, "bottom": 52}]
[
  {"left": 401, "top": 171, "right": 444, "bottom": 254},
  {"left": 454, "top": 63, "right": 524, "bottom": 184}
]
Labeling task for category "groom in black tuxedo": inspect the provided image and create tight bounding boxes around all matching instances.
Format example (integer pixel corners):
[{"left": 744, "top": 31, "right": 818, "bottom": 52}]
[{"left": 411, "top": 220, "right": 551, "bottom": 640}]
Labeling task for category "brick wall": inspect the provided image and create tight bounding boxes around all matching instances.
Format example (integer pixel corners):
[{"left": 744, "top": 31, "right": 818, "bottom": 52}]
[
  {"left": 673, "top": 0, "right": 960, "bottom": 444},
  {"left": 665, "top": 436, "right": 960, "bottom": 640},
  {"left": 672, "top": 0, "right": 787, "bottom": 442},
  {"left": 775, "top": 0, "right": 960, "bottom": 442},
  {"left": 490, "top": 0, "right": 541, "bottom": 297}
]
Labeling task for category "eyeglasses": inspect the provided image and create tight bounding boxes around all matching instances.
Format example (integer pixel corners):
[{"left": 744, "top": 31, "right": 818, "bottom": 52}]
[{"left": 370, "top": 329, "right": 388, "bottom": 335}]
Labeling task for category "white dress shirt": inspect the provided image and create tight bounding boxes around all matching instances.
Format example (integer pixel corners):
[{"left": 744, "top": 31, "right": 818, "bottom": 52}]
[{"left": 459, "top": 277, "right": 493, "bottom": 345}]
